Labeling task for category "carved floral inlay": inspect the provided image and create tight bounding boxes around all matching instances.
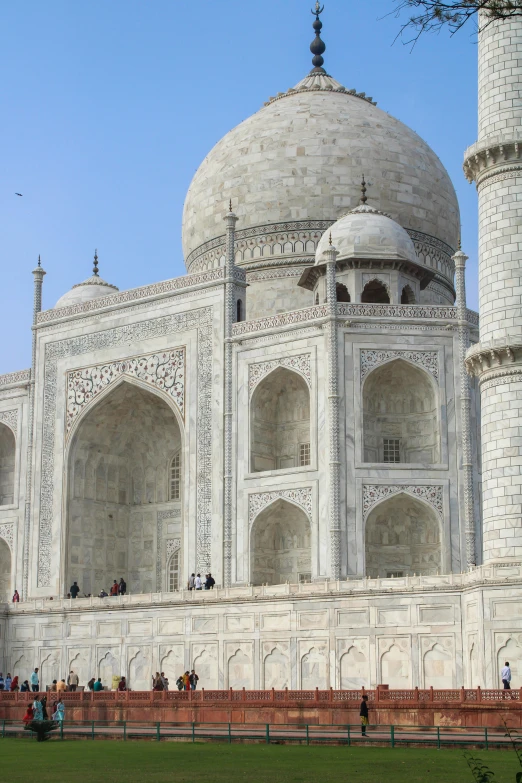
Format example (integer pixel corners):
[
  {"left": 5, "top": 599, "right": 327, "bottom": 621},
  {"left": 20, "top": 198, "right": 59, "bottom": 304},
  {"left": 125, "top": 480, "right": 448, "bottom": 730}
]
[
  {"left": 362, "top": 484, "right": 443, "bottom": 520},
  {"left": 360, "top": 349, "right": 438, "bottom": 381},
  {"left": 66, "top": 348, "right": 185, "bottom": 437},
  {"left": 248, "top": 488, "right": 313, "bottom": 526},
  {"left": 249, "top": 354, "right": 311, "bottom": 393},
  {"left": 0, "top": 409, "right": 18, "bottom": 432},
  {"left": 0, "top": 523, "right": 15, "bottom": 550}
]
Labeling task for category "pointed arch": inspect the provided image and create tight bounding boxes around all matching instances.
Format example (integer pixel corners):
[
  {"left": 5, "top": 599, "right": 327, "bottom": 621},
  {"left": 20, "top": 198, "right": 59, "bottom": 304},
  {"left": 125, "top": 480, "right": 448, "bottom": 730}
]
[
  {"left": 250, "top": 366, "right": 310, "bottom": 473},
  {"left": 250, "top": 498, "right": 311, "bottom": 585},
  {"left": 363, "top": 358, "right": 439, "bottom": 464},
  {"left": 401, "top": 284, "right": 415, "bottom": 304},
  {"left": 0, "top": 537, "right": 12, "bottom": 602},
  {"left": 336, "top": 282, "right": 351, "bottom": 302},
  {"left": 0, "top": 423, "right": 15, "bottom": 506},
  {"left": 361, "top": 278, "right": 390, "bottom": 303}
]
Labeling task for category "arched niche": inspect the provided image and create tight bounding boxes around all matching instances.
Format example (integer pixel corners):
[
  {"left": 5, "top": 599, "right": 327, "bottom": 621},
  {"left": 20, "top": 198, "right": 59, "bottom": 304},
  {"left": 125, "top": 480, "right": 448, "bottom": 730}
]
[
  {"left": 66, "top": 380, "right": 182, "bottom": 597},
  {"left": 336, "top": 282, "right": 351, "bottom": 302},
  {"left": 0, "top": 538, "right": 12, "bottom": 602},
  {"left": 365, "top": 493, "right": 442, "bottom": 577},
  {"left": 401, "top": 284, "right": 415, "bottom": 304},
  {"left": 361, "top": 279, "right": 390, "bottom": 303},
  {"left": 363, "top": 359, "right": 439, "bottom": 464},
  {"left": 0, "top": 423, "right": 15, "bottom": 506},
  {"left": 251, "top": 498, "right": 311, "bottom": 585},
  {"left": 250, "top": 367, "right": 310, "bottom": 473}
]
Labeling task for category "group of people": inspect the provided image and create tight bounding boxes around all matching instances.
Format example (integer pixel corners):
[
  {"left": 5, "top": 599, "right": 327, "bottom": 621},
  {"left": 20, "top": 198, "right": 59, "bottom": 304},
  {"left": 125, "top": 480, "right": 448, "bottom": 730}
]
[
  {"left": 176, "top": 670, "right": 199, "bottom": 691},
  {"left": 187, "top": 573, "right": 215, "bottom": 590},
  {"left": 22, "top": 695, "right": 65, "bottom": 725},
  {"left": 152, "top": 672, "right": 169, "bottom": 691},
  {"left": 69, "top": 578, "right": 127, "bottom": 599}
]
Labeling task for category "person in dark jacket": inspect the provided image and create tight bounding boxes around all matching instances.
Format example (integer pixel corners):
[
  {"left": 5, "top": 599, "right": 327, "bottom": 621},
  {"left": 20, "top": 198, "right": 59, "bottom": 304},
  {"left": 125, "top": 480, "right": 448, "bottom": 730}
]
[
  {"left": 70, "top": 581, "right": 80, "bottom": 598},
  {"left": 118, "top": 578, "right": 126, "bottom": 595},
  {"left": 205, "top": 573, "right": 215, "bottom": 590},
  {"left": 360, "top": 695, "right": 369, "bottom": 736},
  {"left": 20, "top": 680, "right": 30, "bottom": 692}
]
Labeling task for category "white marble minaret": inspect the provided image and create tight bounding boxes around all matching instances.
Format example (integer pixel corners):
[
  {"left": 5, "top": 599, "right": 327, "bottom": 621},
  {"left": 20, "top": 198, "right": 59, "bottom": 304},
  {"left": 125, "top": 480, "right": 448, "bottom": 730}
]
[{"left": 465, "top": 14, "right": 522, "bottom": 562}]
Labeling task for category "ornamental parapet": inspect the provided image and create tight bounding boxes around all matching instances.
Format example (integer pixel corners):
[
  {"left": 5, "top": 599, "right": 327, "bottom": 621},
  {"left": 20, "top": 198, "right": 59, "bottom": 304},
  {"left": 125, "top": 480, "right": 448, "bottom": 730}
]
[
  {"left": 463, "top": 135, "right": 522, "bottom": 185},
  {"left": 466, "top": 333, "right": 522, "bottom": 378},
  {"left": 0, "top": 368, "right": 30, "bottom": 389},
  {"left": 231, "top": 303, "right": 478, "bottom": 338}
]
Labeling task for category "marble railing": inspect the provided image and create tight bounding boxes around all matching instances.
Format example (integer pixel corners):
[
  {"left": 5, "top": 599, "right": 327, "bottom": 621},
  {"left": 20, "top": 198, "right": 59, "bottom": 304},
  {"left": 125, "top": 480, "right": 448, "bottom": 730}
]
[
  {"left": 4, "top": 563, "right": 521, "bottom": 613},
  {"left": 0, "top": 369, "right": 30, "bottom": 388},
  {"left": 231, "top": 303, "right": 479, "bottom": 337}
]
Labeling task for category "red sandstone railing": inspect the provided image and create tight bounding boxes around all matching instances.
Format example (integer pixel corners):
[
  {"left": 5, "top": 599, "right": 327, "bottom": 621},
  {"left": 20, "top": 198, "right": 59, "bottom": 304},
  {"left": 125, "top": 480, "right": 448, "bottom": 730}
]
[{"left": 1, "top": 687, "right": 520, "bottom": 705}]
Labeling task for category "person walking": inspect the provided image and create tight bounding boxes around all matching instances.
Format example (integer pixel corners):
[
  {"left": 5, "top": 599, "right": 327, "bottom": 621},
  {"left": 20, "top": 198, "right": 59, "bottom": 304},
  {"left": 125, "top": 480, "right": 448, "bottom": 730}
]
[
  {"left": 41, "top": 696, "right": 49, "bottom": 720},
  {"left": 53, "top": 699, "right": 65, "bottom": 723},
  {"left": 30, "top": 668, "right": 39, "bottom": 692},
  {"left": 70, "top": 581, "right": 80, "bottom": 599},
  {"left": 12, "top": 589, "right": 20, "bottom": 602},
  {"left": 10, "top": 676, "right": 19, "bottom": 692},
  {"left": 360, "top": 694, "right": 369, "bottom": 737},
  {"left": 22, "top": 704, "right": 34, "bottom": 724},
  {"left": 183, "top": 671, "right": 190, "bottom": 691},
  {"left": 194, "top": 573, "right": 203, "bottom": 590},
  {"left": 32, "top": 697, "right": 43, "bottom": 721},
  {"left": 118, "top": 578, "right": 126, "bottom": 596},
  {"left": 110, "top": 580, "right": 119, "bottom": 596},
  {"left": 188, "top": 573, "right": 195, "bottom": 590},
  {"left": 176, "top": 675, "right": 184, "bottom": 691},
  {"left": 205, "top": 573, "right": 215, "bottom": 590},
  {"left": 68, "top": 670, "right": 79, "bottom": 692},
  {"left": 502, "top": 661, "right": 512, "bottom": 689},
  {"left": 189, "top": 670, "right": 199, "bottom": 690}
]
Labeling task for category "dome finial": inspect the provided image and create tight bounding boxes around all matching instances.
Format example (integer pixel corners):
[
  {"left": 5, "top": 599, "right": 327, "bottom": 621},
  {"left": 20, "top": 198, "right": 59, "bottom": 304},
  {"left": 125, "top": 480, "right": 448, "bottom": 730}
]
[
  {"left": 310, "top": 3, "right": 326, "bottom": 74},
  {"left": 93, "top": 249, "right": 99, "bottom": 277},
  {"left": 37, "top": 254, "right": 41, "bottom": 267},
  {"left": 329, "top": 231, "right": 333, "bottom": 246},
  {"left": 360, "top": 174, "right": 368, "bottom": 205},
  {"left": 229, "top": 199, "right": 232, "bottom": 213}
]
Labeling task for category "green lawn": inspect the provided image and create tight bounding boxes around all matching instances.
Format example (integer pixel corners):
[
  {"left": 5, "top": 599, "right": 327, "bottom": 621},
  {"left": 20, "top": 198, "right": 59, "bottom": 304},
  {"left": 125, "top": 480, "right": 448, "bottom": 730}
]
[{"left": 0, "top": 741, "right": 520, "bottom": 782}]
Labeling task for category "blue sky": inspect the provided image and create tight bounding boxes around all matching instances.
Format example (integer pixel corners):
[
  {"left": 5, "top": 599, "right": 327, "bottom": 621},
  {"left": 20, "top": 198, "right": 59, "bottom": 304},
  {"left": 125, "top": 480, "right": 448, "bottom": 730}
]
[{"left": 0, "top": 0, "right": 479, "bottom": 374}]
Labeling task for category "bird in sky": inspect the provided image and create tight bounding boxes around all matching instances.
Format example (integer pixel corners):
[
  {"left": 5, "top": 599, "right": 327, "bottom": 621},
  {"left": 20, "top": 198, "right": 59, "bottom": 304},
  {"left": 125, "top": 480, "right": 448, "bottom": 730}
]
[{"left": 15, "top": 193, "right": 22, "bottom": 196}]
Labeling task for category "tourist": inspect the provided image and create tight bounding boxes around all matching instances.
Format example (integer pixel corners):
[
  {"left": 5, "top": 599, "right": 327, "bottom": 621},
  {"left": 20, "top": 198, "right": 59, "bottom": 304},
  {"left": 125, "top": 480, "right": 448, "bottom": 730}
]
[
  {"left": 22, "top": 704, "right": 34, "bottom": 724},
  {"left": 41, "top": 695, "right": 49, "bottom": 719},
  {"left": 188, "top": 573, "right": 195, "bottom": 590},
  {"left": 53, "top": 698, "right": 65, "bottom": 723},
  {"left": 50, "top": 680, "right": 57, "bottom": 692},
  {"left": 183, "top": 671, "right": 190, "bottom": 691},
  {"left": 93, "top": 678, "right": 103, "bottom": 692},
  {"left": 0, "top": 673, "right": 4, "bottom": 690},
  {"left": 195, "top": 573, "right": 203, "bottom": 590},
  {"left": 160, "top": 672, "right": 168, "bottom": 691},
  {"left": 99, "top": 588, "right": 108, "bottom": 597},
  {"left": 118, "top": 676, "right": 127, "bottom": 692},
  {"left": 360, "top": 694, "right": 369, "bottom": 736},
  {"left": 118, "top": 578, "right": 126, "bottom": 595},
  {"left": 12, "top": 589, "right": 20, "bottom": 602},
  {"left": 68, "top": 670, "right": 79, "bottom": 691},
  {"left": 30, "top": 668, "right": 39, "bottom": 692},
  {"left": 70, "top": 581, "right": 80, "bottom": 599},
  {"left": 32, "top": 697, "right": 43, "bottom": 720},
  {"left": 502, "top": 661, "right": 512, "bottom": 690},
  {"left": 10, "top": 676, "right": 19, "bottom": 692},
  {"left": 56, "top": 679, "right": 67, "bottom": 693},
  {"left": 153, "top": 672, "right": 163, "bottom": 691},
  {"left": 189, "top": 670, "right": 199, "bottom": 690},
  {"left": 176, "top": 675, "right": 184, "bottom": 691},
  {"left": 20, "top": 680, "right": 30, "bottom": 692},
  {"left": 87, "top": 677, "right": 95, "bottom": 691},
  {"left": 110, "top": 580, "right": 118, "bottom": 596},
  {"left": 5, "top": 674, "right": 12, "bottom": 691},
  {"left": 205, "top": 573, "right": 215, "bottom": 590}
]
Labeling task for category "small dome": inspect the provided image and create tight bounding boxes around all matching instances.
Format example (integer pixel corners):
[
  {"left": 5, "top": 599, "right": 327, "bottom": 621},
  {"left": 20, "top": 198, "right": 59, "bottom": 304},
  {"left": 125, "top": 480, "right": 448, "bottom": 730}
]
[
  {"left": 315, "top": 204, "right": 418, "bottom": 265},
  {"left": 54, "top": 275, "right": 119, "bottom": 308}
]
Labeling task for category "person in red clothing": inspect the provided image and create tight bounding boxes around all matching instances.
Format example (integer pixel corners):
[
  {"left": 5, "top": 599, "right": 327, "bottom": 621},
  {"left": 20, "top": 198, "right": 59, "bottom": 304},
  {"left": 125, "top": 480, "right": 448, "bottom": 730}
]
[
  {"left": 12, "top": 590, "right": 20, "bottom": 602},
  {"left": 110, "top": 581, "right": 119, "bottom": 596},
  {"left": 118, "top": 677, "right": 127, "bottom": 692},
  {"left": 22, "top": 705, "right": 34, "bottom": 724}
]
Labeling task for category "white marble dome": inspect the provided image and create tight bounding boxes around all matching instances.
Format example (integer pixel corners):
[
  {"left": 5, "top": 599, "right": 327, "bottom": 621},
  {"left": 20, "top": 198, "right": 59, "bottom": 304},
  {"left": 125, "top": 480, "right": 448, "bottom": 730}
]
[
  {"left": 55, "top": 275, "right": 119, "bottom": 309},
  {"left": 182, "top": 72, "right": 459, "bottom": 273},
  {"left": 315, "top": 204, "right": 418, "bottom": 265}
]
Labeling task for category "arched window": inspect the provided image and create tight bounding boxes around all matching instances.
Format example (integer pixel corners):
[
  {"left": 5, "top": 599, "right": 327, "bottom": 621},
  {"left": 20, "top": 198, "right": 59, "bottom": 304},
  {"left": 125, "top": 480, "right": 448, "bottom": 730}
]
[
  {"left": 250, "top": 368, "right": 310, "bottom": 473},
  {"left": 236, "top": 299, "right": 243, "bottom": 322},
  {"left": 401, "top": 284, "right": 415, "bottom": 304},
  {"left": 169, "top": 452, "right": 181, "bottom": 501},
  {"left": 0, "top": 424, "right": 15, "bottom": 506},
  {"left": 168, "top": 549, "right": 180, "bottom": 591},
  {"left": 336, "top": 283, "right": 351, "bottom": 302},
  {"left": 361, "top": 279, "right": 390, "bottom": 304}
]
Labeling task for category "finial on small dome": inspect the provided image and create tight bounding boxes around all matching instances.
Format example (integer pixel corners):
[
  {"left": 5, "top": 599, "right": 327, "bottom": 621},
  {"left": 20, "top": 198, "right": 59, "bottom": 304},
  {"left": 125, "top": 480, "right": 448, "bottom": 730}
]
[
  {"left": 229, "top": 199, "right": 232, "bottom": 213},
  {"left": 310, "top": 3, "right": 326, "bottom": 74},
  {"left": 37, "top": 255, "right": 41, "bottom": 268},
  {"left": 329, "top": 232, "right": 332, "bottom": 246},
  {"left": 457, "top": 236, "right": 461, "bottom": 251},
  {"left": 360, "top": 175, "right": 368, "bottom": 205},
  {"left": 93, "top": 249, "right": 99, "bottom": 277}
]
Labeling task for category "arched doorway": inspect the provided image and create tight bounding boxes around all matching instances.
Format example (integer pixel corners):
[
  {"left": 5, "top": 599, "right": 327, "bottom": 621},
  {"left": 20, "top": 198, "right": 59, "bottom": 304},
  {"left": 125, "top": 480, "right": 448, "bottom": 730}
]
[
  {"left": 0, "top": 424, "right": 15, "bottom": 506},
  {"left": 0, "top": 538, "right": 12, "bottom": 601},
  {"left": 250, "top": 368, "right": 310, "bottom": 472},
  {"left": 251, "top": 499, "right": 311, "bottom": 585},
  {"left": 401, "top": 284, "right": 415, "bottom": 304},
  {"left": 363, "top": 359, "right": 439, "bottom": 464},
  {"left": 361, "top": 279, "right": 390, "bottom": 303},
  {"left": 336, "top": 282, "right": 351, "bottom": 302},
  {"left": 67, "top": 381, "right": 182, "bottom": 596},
  {"left": 365, "top": 493, "right": 441, "bottom": 577}
]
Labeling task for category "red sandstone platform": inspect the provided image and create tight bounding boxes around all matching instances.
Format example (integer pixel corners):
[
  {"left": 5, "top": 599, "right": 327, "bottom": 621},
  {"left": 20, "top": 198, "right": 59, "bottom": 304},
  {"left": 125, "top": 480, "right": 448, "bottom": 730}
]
[{"left": 1, "top": 687, "right": 521, "bottom": 727}]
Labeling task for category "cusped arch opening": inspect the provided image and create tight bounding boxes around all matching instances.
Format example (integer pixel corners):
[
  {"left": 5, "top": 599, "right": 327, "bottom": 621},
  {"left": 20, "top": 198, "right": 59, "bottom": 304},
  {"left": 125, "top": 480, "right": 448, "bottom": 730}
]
[
  {"left": 401, "top": 284, "right": 415, "bottom": 304},
  {"left": 251, "top": 498, "right": 311, "bottom": 586},
  {"left": 0, "top": 423, "right": 15, "bottom": 506},
  {"left": 365, "top": 492, "right": 442, "bottom": 578},
  {"left": 336, "top": 282, "right": 351, "bottom": 302},
  {"left": 0, "top": 537, "right": 12, "bottom": 602},
  {"left": 67, "top": 380, "right": 183, "bottom": 597},
  {"left": 250, "top": 367, "right": 310, "bottom": 473},
  {"left": 361, "top": 279, "right": 390, "bottom": 304},
  {"left": 363, "top": 359, "right": 439, "bottom": 464}
]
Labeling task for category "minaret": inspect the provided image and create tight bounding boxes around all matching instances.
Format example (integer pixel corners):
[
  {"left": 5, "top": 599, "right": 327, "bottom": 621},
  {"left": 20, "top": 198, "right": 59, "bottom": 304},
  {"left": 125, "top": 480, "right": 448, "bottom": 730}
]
[
  {"left": 22, "top": 257, "right": 46, "bottom": 597},
  {"left": 464, "top": 15, "right": 522, "bottom": 562}
]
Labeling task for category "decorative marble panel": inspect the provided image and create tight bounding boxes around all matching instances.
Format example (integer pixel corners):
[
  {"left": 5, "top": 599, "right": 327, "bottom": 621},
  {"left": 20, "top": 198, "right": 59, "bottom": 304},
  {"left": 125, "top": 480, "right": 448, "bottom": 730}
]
[
  {"left": 249, "top": 354, "right": 311, "bottom": 393},
  {"left": 0, "top": 410, "right": 18, "bottom": 432},
  {"left": 0, "top": 523, "right": 14, "bottom": 551},
  {"left": 248, "top": 488, "right": 312, "bottom": 526},
  {"left": 360, "top": 349, "right": 439, "bottom": 381},
  {"left": 362, "top": 484, "right": 443, "bottom": 521}
]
